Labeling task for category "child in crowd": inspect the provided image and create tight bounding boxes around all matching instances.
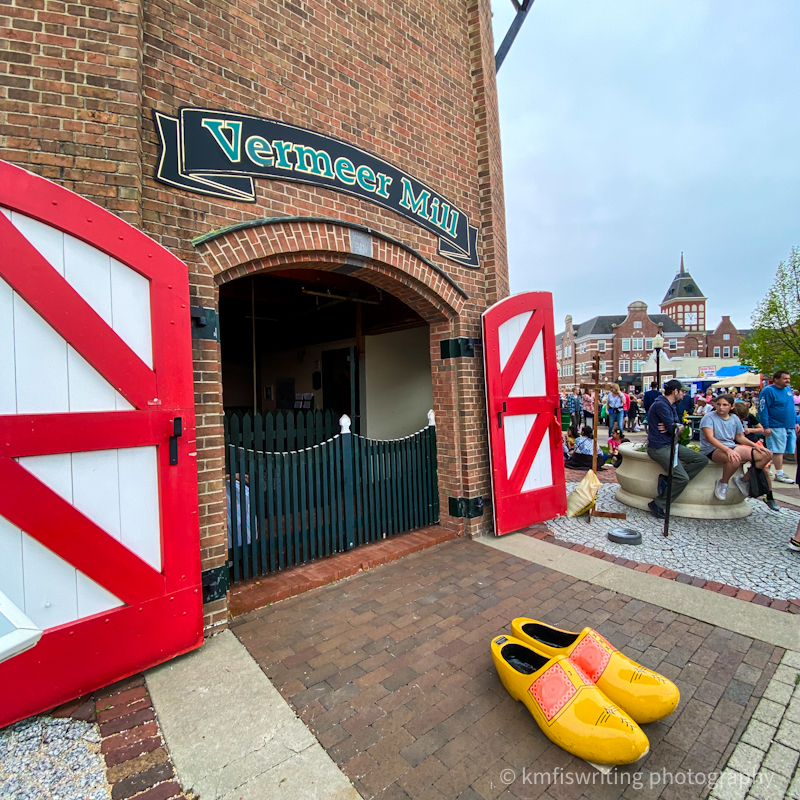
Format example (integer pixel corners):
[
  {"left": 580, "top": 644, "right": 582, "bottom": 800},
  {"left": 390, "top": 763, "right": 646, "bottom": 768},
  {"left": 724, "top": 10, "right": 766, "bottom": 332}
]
[
  {"left": 608, "top": 427, "right": 631, "bottom": 469},
  {"left": 733, "top": 402, "right": 763, "bottom": 443}
]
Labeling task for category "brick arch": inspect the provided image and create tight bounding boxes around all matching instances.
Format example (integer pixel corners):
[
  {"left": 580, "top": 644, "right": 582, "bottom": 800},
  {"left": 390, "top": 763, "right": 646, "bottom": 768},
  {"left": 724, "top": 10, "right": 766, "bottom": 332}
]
[{"left": 196, "top": 219, "right": 467, "bottom": 324}]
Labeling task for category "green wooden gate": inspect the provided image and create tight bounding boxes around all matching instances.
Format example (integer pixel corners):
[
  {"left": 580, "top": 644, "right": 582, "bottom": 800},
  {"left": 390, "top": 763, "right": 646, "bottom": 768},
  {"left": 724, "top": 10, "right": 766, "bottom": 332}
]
[{"left": 226, "top": 414, "right": 439, "bottom": 583}]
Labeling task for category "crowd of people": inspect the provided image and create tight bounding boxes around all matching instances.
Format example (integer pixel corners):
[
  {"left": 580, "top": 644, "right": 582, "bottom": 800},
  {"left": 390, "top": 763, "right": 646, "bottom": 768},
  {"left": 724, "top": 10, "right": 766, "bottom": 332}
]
[{"left": 560, "top": 371, "right": 800, "bottom": 550}]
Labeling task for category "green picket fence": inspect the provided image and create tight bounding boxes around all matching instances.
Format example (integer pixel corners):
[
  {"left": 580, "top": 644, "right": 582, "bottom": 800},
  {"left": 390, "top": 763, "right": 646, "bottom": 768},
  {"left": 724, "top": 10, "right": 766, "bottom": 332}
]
[
  {"left": 226, "top": 418, "right": 439, "bottom": 583},
  {"left": 224, "top": 409, "right": 340, "bottom": 453}
]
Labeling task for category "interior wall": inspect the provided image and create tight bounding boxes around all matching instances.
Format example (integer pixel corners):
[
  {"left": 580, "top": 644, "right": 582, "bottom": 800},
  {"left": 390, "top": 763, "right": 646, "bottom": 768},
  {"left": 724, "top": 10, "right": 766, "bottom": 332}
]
[
  {"left": 363, "top": 327, "right": 433, "bottom": 439},
  {"left": 256, "top": 337, "right": 356, "bottom": 414}
]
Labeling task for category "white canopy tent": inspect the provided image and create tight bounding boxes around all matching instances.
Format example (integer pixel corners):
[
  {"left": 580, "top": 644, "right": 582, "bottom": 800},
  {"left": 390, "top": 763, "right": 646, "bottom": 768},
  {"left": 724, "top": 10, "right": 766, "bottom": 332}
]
[{"left": 709, "top": 372, "right": 761, "bottom": 389}]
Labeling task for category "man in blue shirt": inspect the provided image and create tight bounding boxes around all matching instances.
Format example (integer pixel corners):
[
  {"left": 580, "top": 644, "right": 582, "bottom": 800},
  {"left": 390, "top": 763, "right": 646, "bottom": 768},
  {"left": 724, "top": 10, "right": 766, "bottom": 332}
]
[
  {"left": 642, "top": 381, "right": 660, "bottom": 413},
  {"left": 759, "top": 370, "right": 795, "bottom": 483},
  {"left": 646, "top": 380, "right": 707, "bottom": 518}
]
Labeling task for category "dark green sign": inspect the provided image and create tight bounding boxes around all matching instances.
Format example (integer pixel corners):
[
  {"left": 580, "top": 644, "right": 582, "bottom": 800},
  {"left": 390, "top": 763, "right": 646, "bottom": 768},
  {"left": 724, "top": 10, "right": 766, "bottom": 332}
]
[{"left": 154, "top": 108, "right": 479, "bottom": 268}]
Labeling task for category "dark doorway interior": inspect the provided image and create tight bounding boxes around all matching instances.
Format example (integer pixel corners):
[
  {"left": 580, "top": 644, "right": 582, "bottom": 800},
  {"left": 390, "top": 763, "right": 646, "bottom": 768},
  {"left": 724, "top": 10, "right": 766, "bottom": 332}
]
[{"left": 219, "top": 269, "right": 426, "bottom": 430}]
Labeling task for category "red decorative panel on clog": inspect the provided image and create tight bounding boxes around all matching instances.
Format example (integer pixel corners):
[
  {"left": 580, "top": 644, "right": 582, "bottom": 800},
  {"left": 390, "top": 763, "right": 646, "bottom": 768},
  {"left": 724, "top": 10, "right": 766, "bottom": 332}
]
[
  {"left": 529, "top": 662, "right": 576, "bottom": 721},
  {"left": 569, "top": 632, "right": 614, "bottom": 683}
]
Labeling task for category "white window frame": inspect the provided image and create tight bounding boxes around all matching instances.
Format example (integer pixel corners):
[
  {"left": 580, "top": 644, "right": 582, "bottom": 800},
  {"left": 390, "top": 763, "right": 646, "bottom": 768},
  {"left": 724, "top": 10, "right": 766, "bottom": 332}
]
[
  {"left": 723, "top": 334, "right": 730, "bottom": 341},
  {"left": 713, "top": 346, "right": 720, "bottom": 358},
  {"left": 632, "top": 337, "right": 643, "bottom": 350},
  {"left": 733, "top": 346, "right": 739, "bottom": 356},
  {"left": 691, "top": 350, "right": 697, "bottom": 357},
  {"left": 621, "top": 338, "right": 631, "bottom": 352},
  {"left": 599, "top": 361, "right": 607, "bottom": 373},
  {"left": 598, "top": 340, "right": 606, "bottom": 352},
  {"left": 632, "top": 360, "right": 644, "bottom": 373},
  {"left": 723, "top": 346, "right": 730, "bottom": 358},
  {"left": 669, "top": 339, "right": 678, "bottom": 351},
  {"left": 633, "top": 321, "right": 642, "bottom": 329},
  {"left": 619, "top": 360, "right": 630, "bottom": 373},
  {"left": 579, "top": 342, "right": 586, "bottom": 354},
  {"left": 645, "top": 338, "right": 653, "bottom": 350}
]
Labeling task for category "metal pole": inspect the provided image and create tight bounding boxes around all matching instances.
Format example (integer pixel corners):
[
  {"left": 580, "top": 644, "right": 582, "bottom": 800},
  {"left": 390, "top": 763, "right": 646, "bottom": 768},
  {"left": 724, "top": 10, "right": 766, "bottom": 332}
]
[
  {"left": 655, "top": 347, "right": 661, "bottom": 391},
  {"left": 663, "top": 424, "right": 679, "bottom": 537},
  {"left": 495, "top": 0, "right": 535, "bottom": 72}
]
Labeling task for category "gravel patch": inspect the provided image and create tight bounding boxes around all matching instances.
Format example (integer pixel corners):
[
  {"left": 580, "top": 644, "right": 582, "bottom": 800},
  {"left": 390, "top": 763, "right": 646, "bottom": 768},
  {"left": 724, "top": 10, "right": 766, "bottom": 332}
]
[{"left": 0, "top": 716, "right": 110, "bottom": 800}]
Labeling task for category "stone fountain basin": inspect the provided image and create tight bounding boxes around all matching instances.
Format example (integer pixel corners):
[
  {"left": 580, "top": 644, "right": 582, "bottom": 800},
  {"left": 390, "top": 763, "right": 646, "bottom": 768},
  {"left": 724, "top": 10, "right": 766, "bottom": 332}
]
[{"left": 614, "top": 443, "right": 752, "bottom": 520}]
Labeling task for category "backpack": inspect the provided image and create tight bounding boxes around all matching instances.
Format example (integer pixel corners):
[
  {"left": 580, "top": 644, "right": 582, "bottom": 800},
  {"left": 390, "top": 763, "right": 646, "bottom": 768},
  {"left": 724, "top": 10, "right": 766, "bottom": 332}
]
[{"left": 748, "top": 450, "right": 770, "bottom": 498}]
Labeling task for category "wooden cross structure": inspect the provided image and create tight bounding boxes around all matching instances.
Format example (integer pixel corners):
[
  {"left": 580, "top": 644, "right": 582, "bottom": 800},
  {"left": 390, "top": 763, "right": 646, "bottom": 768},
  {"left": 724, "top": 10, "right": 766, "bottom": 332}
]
[{"left": 580, "top": 352, "right": 627, "bottom": 522}]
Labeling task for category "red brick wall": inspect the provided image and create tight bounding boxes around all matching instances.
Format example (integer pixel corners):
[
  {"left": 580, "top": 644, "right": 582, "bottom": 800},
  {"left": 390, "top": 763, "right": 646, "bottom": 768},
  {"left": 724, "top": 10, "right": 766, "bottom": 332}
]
[{"left": 2, "top": 0, "right": 508, "bottom": 628}]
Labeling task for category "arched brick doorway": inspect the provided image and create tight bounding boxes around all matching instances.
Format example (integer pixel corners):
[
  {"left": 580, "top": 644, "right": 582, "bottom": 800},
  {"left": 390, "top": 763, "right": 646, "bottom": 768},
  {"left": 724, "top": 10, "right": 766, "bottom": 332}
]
[{"left": 192, "top": 218, "right": 487, "bottom": 615}]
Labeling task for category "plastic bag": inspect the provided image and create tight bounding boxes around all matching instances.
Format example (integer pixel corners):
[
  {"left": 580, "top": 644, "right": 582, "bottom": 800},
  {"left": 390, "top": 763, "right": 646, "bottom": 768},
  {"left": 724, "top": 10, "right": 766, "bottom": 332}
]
[{"left": 566, "top": 470, "right": 601, "bottom": 517}]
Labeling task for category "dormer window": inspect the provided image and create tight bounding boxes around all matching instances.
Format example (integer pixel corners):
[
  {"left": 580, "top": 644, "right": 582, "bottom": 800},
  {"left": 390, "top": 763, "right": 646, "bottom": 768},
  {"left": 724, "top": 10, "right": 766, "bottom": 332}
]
[{"left": 686, "top": 285, "right": 694, "bottom": 293}]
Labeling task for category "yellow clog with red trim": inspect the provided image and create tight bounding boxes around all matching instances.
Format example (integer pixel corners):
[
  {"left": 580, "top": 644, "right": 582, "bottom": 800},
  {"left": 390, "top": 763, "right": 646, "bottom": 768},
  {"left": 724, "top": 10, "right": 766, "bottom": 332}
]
[
  {"left": 511, "top": 618, "right": 680, "bottom": 724},
  {"left": 491, "top": 635, "right": 649, "bottom": 765}
]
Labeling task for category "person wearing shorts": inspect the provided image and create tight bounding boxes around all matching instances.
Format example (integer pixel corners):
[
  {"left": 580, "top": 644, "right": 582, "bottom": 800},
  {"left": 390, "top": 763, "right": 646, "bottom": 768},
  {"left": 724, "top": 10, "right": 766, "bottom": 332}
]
[
  {"left": 759, "top": 370, "right": 796, "bottom": 483},
  {"left": 701, "top": 394, "right": 777, "bottom": 509}
]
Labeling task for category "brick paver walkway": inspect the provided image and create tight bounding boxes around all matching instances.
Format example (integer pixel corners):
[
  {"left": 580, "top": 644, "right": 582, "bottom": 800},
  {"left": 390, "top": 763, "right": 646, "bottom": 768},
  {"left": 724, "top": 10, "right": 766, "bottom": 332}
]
[{"left": 233, "top": 539, "right": 784, "bottom": 800}]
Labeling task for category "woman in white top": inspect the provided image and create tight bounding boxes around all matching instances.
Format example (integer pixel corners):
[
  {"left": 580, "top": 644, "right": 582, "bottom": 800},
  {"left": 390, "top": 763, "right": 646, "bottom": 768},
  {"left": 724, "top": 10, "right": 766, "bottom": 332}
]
[{"left": 700, "top": 394, "right": 774, "bottom": 503}]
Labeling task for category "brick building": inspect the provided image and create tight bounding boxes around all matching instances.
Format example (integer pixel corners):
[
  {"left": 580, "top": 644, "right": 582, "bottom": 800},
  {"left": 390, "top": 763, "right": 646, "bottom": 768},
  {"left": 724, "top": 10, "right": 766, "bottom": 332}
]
[
  {"left": 556, "top": 256, "right": 748, "bottom": 390},
  {"left": 0, "top": 0, "right": 508, "bottom": 630}
]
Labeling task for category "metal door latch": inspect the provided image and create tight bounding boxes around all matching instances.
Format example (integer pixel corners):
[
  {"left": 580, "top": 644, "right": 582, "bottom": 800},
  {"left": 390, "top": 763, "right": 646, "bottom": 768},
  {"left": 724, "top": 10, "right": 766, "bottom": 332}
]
[{"left": 169, "top": 417, "right": 182, "bottom": 465}]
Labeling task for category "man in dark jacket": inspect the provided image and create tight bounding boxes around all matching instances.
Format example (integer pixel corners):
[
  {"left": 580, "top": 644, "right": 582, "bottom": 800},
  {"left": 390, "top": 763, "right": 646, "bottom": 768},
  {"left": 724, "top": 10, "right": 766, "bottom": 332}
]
[
  {"left": 642, "top": 381, "right": 660, "bottom": 412},
  {"left": 646, "top": 380, "right": 707, "bottom": 518}
]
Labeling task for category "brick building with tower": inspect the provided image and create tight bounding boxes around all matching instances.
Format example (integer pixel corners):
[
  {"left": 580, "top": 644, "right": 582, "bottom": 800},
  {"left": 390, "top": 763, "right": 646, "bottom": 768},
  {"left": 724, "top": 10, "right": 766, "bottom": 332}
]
[{"left": 557, "top": 255, "right": 749, "bottom": 390}]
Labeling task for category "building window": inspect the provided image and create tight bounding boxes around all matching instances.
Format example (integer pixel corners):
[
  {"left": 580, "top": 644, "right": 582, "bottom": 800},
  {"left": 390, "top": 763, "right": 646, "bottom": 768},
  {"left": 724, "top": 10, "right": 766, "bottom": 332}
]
[
  {"left": 579, "top": 343, "right": 586, "bottom": 354},
  {"left": 599, "top": 360, "right": 606, "bottom": 373},
  {"left": 723, "top": 334, "right": 730, "bottom": 340},
  {"left": 579, "top": 362, "right": 586, "bottom": 375},
  {"left": 619, "top": 360, "right": 630, "bottom": 373},
  {"left": 691, "top": 350, "right": 697, "bottom": 357},
  {"left": 633, "top": 360, "right": 645, "bottom": 373},
  {"left": 632, "top": 337, "right": 643, "bottom": 350},
  {"left": 723, "top": 347, "right": 730, "bottom": 358},
  {"left": 733, "top": 346, "right": 739, "bottom": 356},
  {"left": 633, "top": 321, "right": 642, "bottom": 328},
  {"left": 621, "top": 338, "right": 631, "bottom": 351},
  {"left": 598, "top": 340, "right": 606, "bottom": 352},
  {"left": 713, "top": 347, "right": 720, "bottom": 357},
  {"left": 645, "top": 338, "right": 653, "bottom": 350},
  {"left": 557, "top": 349, "right": 562, "bottom": 359},
  {"left": 669, "top": 339, "right": 678, "bottom": 351}
]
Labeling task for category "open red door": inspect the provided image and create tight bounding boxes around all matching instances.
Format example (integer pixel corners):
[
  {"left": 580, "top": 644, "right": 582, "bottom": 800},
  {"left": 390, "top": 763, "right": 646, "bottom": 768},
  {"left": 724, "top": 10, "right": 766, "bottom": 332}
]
[
  {"left": 483, "top": 292, "right": 566, "bottom": 535},
  {"left": 0, "top": 161, "right": 202, "bottom": 727}
]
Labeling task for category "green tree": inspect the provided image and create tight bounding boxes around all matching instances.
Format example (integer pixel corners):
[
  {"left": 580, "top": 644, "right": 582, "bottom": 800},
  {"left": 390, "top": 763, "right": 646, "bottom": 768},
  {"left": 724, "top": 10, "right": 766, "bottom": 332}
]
[{"left": 739, "top": 246, "right": 800, "bottom": 385}]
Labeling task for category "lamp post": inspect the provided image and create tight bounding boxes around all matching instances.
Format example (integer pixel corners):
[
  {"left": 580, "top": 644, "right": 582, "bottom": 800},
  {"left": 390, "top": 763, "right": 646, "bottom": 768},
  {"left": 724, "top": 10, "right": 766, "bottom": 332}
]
[{"left": 653, "top": 333, "right": 665, "bottom": 391}]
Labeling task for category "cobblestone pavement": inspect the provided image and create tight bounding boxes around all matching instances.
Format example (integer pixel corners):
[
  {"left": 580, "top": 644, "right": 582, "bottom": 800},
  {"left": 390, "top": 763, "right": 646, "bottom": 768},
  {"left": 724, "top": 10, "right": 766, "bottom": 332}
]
[
  {"left": 232, "top": 538, "right": 790, "bottom": 800},
  {"left": 0, "top": 716, "right": 109, "bottom": 800},
  {"left": 546, "top": 484, "right": 800, "bottom": 600}
]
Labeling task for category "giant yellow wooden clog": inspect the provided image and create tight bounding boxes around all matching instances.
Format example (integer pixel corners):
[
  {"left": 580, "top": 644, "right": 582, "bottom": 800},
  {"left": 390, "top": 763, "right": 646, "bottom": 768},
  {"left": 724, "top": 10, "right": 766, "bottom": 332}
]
[
  {"left": 491, "top": 635, "right": 649, "bottom": 765},
  {"left": 510, "top": 618, "right": 680, "bottom": 724}
]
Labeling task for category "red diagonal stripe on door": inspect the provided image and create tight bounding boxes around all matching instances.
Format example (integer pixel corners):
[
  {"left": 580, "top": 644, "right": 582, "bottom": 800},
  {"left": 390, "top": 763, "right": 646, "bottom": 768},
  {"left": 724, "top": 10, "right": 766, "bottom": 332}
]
[
  {"left": 0, "top": 457, "right": 164, "bottom": 605},
  {"left": 501, "top": 309, "right": 543, "bottom": 395},
  {"left": 507, "top": 412, "right": 552, "bottom": 494},
  {"left": 0, "top": 214, "right": 157, "bottom": 409}
]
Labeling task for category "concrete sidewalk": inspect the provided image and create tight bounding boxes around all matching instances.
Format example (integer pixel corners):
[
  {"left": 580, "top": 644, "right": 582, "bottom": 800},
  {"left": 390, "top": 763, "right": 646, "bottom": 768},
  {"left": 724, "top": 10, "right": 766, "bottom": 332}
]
[{"left": 146, "top": 630, "right": 360, "bottom": 800}]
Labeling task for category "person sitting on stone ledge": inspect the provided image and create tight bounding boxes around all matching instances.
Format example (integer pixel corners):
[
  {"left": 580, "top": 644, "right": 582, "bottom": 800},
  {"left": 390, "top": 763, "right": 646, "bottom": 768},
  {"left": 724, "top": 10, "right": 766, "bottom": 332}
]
[
  {"left": 565, "top": 425, "right": 607, "bottom": 471},
  {"left": 646, "top": 380, "right": 708, "bottom": 519},
  {"left": 701, "top": 394, "right": 776, "bottom": 509}
]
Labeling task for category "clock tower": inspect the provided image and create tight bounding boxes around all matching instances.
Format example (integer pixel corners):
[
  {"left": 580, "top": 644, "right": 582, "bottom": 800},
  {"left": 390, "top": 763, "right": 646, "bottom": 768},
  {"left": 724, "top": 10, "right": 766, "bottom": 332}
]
[{"left": 660, "top": 253, "right": 706, "bottom": 332}]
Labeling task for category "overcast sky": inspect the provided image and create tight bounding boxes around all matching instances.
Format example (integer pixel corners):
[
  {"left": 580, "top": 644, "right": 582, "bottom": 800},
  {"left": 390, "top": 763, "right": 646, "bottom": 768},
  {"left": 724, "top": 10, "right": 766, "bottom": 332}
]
[{"left": 491, "top": 0, "right": 800, "bottom": 332}]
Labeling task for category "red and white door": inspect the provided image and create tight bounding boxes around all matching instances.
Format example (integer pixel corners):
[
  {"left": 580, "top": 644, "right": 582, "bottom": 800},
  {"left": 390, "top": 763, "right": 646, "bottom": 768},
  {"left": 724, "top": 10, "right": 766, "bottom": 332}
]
[
  {"left": 483, "top": 292, "right": 566, "bottom": 535},
  {"left": 0, "top": 161, "right": 202, "bottom": 727}
]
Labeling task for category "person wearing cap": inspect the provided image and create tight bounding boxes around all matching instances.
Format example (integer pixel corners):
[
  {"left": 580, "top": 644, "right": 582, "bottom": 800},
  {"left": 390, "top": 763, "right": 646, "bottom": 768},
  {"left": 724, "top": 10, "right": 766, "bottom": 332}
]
[{"left": 646, "top": 379, "right": 708, "bottom": 518}]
